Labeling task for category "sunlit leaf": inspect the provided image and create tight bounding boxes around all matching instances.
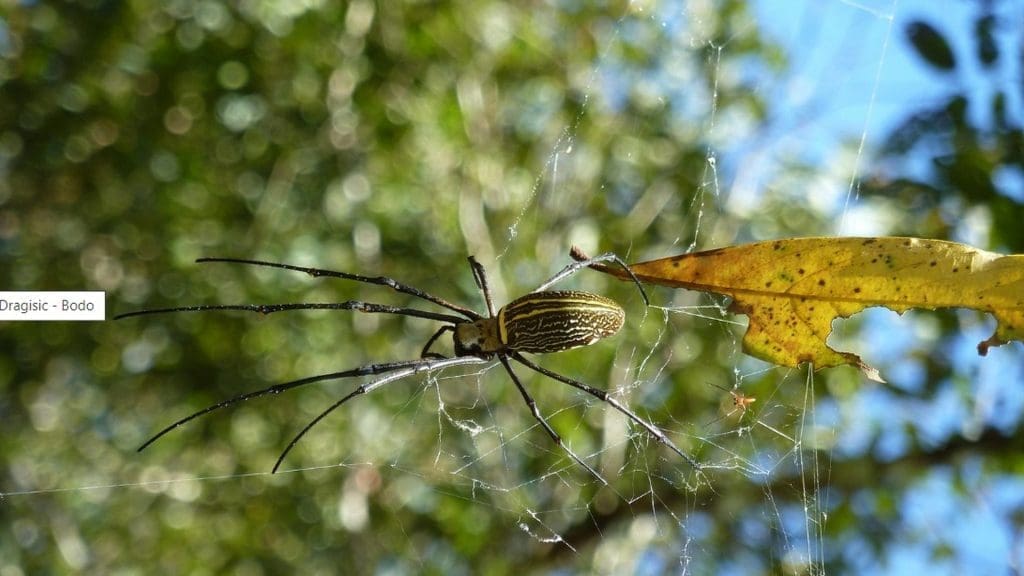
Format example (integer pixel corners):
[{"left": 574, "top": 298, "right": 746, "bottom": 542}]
[{"left": 577, "top": 237, "right": 1024, "bottom": 381}]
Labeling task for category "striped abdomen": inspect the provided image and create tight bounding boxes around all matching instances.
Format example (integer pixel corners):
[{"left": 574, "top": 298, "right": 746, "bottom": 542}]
[{"left": 498, "top": 291, "right": 625, "bottom": 354}]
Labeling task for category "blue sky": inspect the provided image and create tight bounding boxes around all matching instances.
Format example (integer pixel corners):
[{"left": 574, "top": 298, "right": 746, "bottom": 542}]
[
  {"left": 754, "top": 0, "right": 1020, "bottom": 200},
  {"left": 745, "top": 1, "right": 1024, "bottom": 573}
]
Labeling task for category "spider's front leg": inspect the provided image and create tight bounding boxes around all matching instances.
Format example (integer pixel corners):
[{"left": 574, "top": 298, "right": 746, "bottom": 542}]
[{"left": 420, "top": 325, "right": 455, "bottom": 359}]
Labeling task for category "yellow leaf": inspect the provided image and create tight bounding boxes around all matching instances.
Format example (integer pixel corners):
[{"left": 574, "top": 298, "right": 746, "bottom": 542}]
[{"left": 576, "top": 237, "right": 1024, "bottom": 382}]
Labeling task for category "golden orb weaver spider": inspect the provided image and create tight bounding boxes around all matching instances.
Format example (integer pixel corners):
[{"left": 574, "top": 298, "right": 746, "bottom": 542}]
[{"left": 116, "top": 252, "right": 702, "bottom": 481}]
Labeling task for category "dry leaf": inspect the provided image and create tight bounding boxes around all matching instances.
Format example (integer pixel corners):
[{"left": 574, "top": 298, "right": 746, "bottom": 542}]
[{"left": 575, "top": 237, "right": 1024, "bottom": 382}]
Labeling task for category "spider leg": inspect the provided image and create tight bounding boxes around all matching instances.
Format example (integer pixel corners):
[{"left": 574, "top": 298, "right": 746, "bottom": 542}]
[
  {"left": 138, "top": 359, "right": 439, "bottom": 452},
  {"left": 498, "top": 356, "right": 608, "bottom": 486},
  {"left": 273, "top": 355, "right": 489, "bottom": 473},
  {"left": 466, "top": 256, "right": 497, "bottom": 317},
  {"left": 115, "top": 301, "right": 466, "bottom": 324},
  {"left": 704, "top": 381, "right": 756, "bottom": 427},
  {"left": 534, "top": 252, "right": 649, "bottom": 305},
  {"left": 420, "top": 325, "right": 454, "bottom": 358},
  {"left": 513, "top": 353, "right": 702, "bottom": 471},
  {"left": 196, "top": 257, "right": 482, "bottom": 320}
]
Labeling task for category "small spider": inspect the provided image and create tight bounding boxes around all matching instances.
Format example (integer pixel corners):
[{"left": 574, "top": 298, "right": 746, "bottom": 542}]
[
  {"left": 116, "top": 253, "right": 702, "bottom": 480},
  {"left": 706, "top": 381, "right": 756, "bottom": 426}
]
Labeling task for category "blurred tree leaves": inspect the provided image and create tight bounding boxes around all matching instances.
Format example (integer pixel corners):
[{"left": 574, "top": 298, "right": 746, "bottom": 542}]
[
  {"left": 873, "top": 8, "right": 1024, "bottom": 252},
  {"left": 0, "top": 0, "right": 766, "bottom": 572},
  {"left": 1, "top": 0, "right": 1022, "bottom": 574},
  {"left": 906, "top": 20, "right": 956, "bottom": 72}
]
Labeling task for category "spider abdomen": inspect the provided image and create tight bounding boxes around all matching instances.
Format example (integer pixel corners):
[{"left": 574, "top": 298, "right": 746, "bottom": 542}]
[{"left": 498, "top": 290, "right": 625, "bottom": 354}]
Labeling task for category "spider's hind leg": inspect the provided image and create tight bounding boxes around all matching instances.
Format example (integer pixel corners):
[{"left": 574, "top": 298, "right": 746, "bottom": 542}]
[
  {"left": 513, "top": 352, "right": 703, "bottom": 473},
  {"left": 498, "top": 356, "right": 609, "bottom": 486}
]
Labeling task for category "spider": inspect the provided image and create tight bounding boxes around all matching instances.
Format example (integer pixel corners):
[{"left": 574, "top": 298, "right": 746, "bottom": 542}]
[
  {"left": 116, "top": 252, "right": 702, "bottom": 481},
  {"left": 705, "top": 381, "right": 757, "bottom": 427}
]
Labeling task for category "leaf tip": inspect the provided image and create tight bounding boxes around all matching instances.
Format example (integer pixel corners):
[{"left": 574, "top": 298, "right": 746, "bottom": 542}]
[{"left": 858, "top": 361, "right": 886, "bottom": 384}]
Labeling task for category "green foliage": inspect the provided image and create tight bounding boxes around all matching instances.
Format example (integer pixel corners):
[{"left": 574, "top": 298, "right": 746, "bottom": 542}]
[
  {"left": 2, "top": 0, "right": 1019, "bottom": 574},
  {"left": 0, "top": 0, "right": 766, "bottom": 572}
]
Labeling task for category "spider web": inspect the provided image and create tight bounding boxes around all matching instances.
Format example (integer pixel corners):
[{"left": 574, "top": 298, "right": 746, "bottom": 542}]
[
  {"left": 5, "top": 0, "right": 1021, "bottom": 574},
  {"left": 431, "top": 2, "right": 895, "bottom": 572}
]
